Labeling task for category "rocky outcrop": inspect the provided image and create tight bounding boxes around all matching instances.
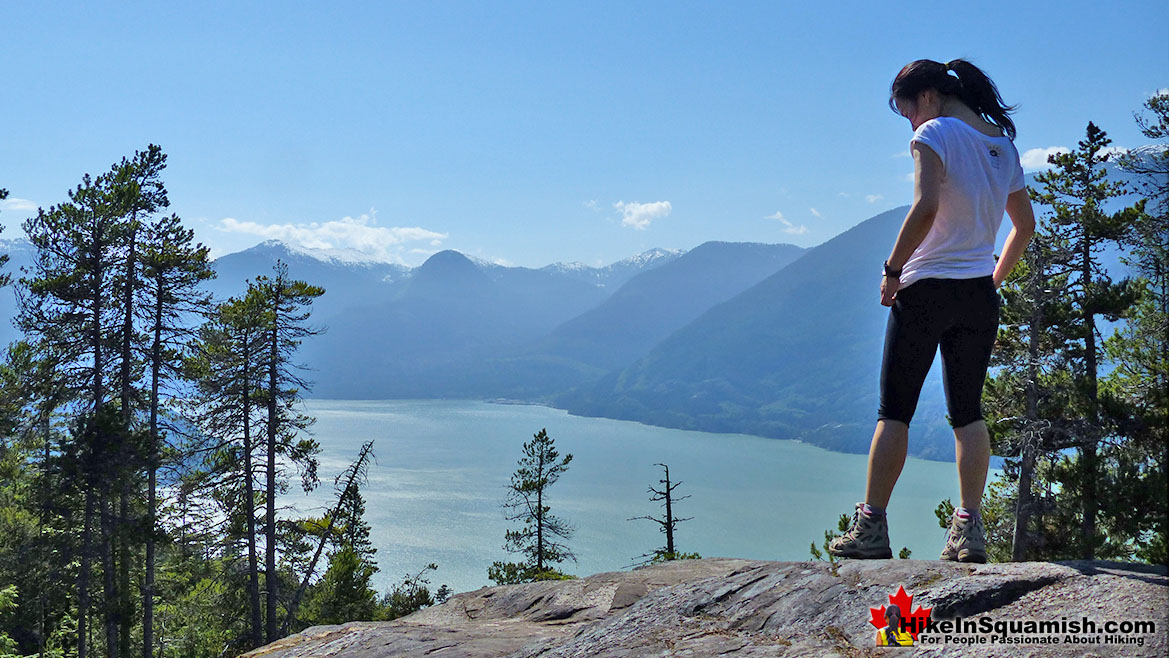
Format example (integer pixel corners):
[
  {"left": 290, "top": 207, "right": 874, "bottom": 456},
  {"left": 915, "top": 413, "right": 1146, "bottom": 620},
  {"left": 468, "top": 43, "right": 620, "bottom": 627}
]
[{"left": 245, "top": 558, "right": 1168, "bottom": 657}]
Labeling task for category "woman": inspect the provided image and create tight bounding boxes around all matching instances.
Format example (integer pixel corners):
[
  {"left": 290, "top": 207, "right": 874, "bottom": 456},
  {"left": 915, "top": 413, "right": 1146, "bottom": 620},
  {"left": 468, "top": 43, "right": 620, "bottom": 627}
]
[{"left": 828, "top": 59, "right": 1035, "bottom": 563}]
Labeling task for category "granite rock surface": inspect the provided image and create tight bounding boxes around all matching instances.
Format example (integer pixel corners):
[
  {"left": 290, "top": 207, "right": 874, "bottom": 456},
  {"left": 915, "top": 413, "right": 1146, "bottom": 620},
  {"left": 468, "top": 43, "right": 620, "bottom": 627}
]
[{"left": 244, "top": 558, "right": 1168, "bottom": 657}]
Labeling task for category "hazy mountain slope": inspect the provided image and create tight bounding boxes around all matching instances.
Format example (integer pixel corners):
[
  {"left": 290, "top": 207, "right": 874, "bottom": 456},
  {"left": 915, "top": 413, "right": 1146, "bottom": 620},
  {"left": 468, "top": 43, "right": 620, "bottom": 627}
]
[
  {"left": 555, "top": 206, "right": 960, "bottom": 460},
  {"left": 537, "top": 241, "right": 807, "bottom": 371},
  {"left": 300, "top": 251, "right": 620, "bottom": 398}
]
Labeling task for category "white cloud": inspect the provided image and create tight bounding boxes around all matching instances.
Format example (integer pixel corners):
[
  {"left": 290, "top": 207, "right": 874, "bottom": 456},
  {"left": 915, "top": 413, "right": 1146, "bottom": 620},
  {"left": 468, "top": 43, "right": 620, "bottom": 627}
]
[
  {"left": 0, "top": 197, "right": 37, "bottom": 212},
  {"left": 866, "top": 194, "right": 884, "bottom": 204},
  {"left": 838, "top": 192, "right": 851, "bottom": 198},
  {"left": 778, "top": 218, "right": 808, "bottom": 235},
  {"left": 904, "top": 173, "right": 915, "bottom": 183},
  {"left": 613, "top": 200, "right": 671, "bottom": 230},
  {"left": 583, "top": 199, "right": 599, "bottom": 211},
  {"left": 809, "top": 207, "right": 822, "bottom": 218},
  {"left": 893, "top": 150, "right": 911, "bottom": 159},
  {"left": 215, "top": 210, "right": 448, "bottom": 264},
  {"left": 765, "top": 211, "right": 785, "bottom": 220},
  {"left": 1021, "top": 145, "right": 1131, "bottom": 171},
  {"left": 1020, "top": 146, "right": 1070, "bottom": 171}
]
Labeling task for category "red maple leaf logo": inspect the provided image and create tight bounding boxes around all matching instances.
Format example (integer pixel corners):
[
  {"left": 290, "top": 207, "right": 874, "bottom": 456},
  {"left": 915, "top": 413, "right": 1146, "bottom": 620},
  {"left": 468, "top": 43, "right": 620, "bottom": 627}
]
[{"left": 868, "top": 585, "right": 932, "bottom": 641}]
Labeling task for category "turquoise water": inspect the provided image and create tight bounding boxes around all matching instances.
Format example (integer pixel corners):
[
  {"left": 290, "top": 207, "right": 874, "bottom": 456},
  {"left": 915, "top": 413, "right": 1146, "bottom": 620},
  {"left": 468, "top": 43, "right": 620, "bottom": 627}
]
[{"left": 295, "top": 399, "right": 971, "bottom": 597}]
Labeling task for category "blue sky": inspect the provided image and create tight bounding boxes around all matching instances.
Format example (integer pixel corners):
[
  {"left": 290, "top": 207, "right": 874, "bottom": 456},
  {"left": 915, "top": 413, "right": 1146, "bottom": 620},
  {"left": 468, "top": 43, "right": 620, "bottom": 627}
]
[{"left": 2, "top": 1, "right": 1165, "bottom": 267}]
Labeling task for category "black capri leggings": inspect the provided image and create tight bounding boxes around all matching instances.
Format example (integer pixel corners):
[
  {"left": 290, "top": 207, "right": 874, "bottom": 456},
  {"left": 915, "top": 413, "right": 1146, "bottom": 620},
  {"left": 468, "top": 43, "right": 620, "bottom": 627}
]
[{"left": 878, "top": 276, "right": 999, "bottom": 428}]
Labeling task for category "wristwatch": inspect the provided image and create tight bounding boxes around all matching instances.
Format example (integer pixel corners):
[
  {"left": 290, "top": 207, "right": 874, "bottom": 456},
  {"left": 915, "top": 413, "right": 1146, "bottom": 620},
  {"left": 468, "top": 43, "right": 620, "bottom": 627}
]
[{"left": 883, "top": 261, "right": 902, "bottom": 277}]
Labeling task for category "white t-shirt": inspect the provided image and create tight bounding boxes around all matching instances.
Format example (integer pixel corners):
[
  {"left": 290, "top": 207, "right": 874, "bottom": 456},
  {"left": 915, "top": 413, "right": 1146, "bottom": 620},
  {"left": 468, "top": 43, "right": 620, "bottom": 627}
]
[{"left": 900, "top": 116, "right": 1025, "bottom": 287}]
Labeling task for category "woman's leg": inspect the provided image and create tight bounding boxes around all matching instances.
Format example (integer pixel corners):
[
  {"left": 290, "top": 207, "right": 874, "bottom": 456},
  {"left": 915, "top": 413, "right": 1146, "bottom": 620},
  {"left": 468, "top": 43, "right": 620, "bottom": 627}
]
[
  {"left": 937, "top": 277, "right": 998, "bottom": 562},
  {"left": 829, "top": 281, "right": 943, "bottom": 559},
  {"left": 864, "top": 419, "right": 909, "bottom": 508},
  {"left": 938, "top": 277, "right": 999, "bottom": 511},
  {"left": 954, "top": 420, "right": 990, "bottom": 510},
  {"left": 874, "top": 280, "right": 945, "bottom": 504}
]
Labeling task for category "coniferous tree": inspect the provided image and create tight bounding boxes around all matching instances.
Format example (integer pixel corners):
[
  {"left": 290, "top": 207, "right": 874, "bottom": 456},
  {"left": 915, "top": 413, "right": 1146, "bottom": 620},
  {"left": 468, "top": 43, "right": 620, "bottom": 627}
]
[
  {"left": 1029, "top": 122, "right": 1143, "bottom": 559},
  {"left": 1, "top": 338, "right": 76, "bottom": 657},
  {"left": 982, "top": 231, "right": 1083, "bottom": 560},
  {"left": 187, "top": 291, "right": 268, "bottom": 648},
  {"left": 298, "top": 548, "right": 378, "bottom": 626},
  {"left": 108, "top": 144, "right": 169, "bottom": 658},
  {"left": 377, "top": 563, "right": 450, "bottom": 622},
  {"left": 252, "top": 261, "right": 324, "bottom": 642},
  {"left": 1109, "top": 92, "right": 1169, "bottom": 563},
  {"left": 284, "top": 441, "right": 374, "bottom": 633},
  {"left": 19, "top": 168, "right": 134, "bottom": 658},
  {"left": 138, "top": 210, "right": 215, "bottom": 658},
  {"left": 489, "top": 428, "right": 575, "bottom": 585}
]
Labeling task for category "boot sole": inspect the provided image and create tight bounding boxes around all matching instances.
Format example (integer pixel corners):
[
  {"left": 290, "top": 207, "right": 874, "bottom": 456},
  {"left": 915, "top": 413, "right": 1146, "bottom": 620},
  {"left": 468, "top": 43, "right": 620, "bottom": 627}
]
[{"left": 957, "top": 551, "right": 987, "bottom": 564}]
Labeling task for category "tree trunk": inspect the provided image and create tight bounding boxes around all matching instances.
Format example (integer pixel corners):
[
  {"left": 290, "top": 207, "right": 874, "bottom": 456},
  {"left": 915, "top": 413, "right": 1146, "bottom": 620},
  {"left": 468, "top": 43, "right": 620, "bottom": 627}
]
[
  {"left": 79, "top": 491, "right": 94, "bottom": 658},
  {"left": 1013, "top": 253, "right": 1044, "bottom": 561},
  {"left": 118, "top": 223, "right": 137, "bottom": 658},
  {"left": 664, "top": 467, "right": 674, "bottom": 557},
  {"left": 265, "top": 293, "right": 280, "bottom": 643},
  {"left": 536, "top": 448, "right": 544, "bottom": 572},
  {"left": 101, "top": 496, "right": 119, "bottom": 658},
  {"left": 1012, "top": 443, "right": 1036, "bottom": 561},
  {"left": 244, "top": 340, "right": 262, "bottom": 648},
  {"left": 1081, "top": 238, "right": 1098, "bottom": 559},
  {"left": 143, "top": 288, "right": 162, "bottom": 658},
  {"left": 39, "top": 414, "right": 51, "bottom": 658}
]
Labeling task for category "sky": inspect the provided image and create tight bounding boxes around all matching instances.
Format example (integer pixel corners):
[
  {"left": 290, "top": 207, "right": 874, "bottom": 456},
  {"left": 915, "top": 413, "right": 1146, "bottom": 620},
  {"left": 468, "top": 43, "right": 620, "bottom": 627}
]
[{"left": 2, "top": 1, "right": 1166, "bottom": 268}]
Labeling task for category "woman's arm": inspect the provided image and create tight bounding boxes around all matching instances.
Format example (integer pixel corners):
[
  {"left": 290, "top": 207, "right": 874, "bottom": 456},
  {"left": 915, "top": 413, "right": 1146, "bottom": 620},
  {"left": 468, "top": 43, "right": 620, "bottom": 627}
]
[
  {"left": 992, "top": 188, "right": 1036, "bottom": 287},
  {"left": 881, "top": 142, "right": 943, "bottom": 306}
]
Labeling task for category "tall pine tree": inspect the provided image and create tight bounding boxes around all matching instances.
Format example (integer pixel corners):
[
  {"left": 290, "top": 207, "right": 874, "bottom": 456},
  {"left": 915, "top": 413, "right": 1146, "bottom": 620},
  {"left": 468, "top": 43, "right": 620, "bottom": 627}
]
[
  {"left": 187, "top": 291, "right": 268, "bottom": 648},
  {"left": 138, "top": 210, "right": 215, "bottom": 658},
  {"left": 19, "top": 169, "right": 133, "bottom": 658},
  {"left": 252, "top": 262, "right": 324, "bottom": 643},
  {"left": 1028, "top": 122, "right": 1143, "bottom": 559},
  {"left": 489, "top": 428, "right": 575, "bottom": 584},
  {"left": 1109, "top": 92, "right": 1169, "bottom": 562}
]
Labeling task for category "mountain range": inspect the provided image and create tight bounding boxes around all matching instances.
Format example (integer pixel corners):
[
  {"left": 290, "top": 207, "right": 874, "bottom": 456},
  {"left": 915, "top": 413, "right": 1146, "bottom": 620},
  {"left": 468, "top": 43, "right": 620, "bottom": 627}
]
[
  {"left": 0, "top": 215, "right": 1001, "bottom": 461},
  {"left": 0, "top": 169, "right": 1141, "bottom": 461}
]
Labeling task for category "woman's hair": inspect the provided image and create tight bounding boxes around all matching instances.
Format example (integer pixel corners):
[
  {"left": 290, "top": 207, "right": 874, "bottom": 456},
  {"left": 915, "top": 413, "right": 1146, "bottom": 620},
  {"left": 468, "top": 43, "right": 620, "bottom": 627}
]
[{"left": 889, "top": 59, "right": 1017, "bottom": 140}]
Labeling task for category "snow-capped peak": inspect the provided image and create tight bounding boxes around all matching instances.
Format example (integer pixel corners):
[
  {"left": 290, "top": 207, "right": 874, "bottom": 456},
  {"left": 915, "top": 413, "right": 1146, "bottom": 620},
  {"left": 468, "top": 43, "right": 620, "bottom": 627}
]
[
  {"left": 250, "top": 239, "right": 395, "bottom": 267},
  {"left": 542, "top": 261, "right": 593, "bottom": 273},
  {"left": 606, "top": 247, "right": 685, "bottom": 271}
]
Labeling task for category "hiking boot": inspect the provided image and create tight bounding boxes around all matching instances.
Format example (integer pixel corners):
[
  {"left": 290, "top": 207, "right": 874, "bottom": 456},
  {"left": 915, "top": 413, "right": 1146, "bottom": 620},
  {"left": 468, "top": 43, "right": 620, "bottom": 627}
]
[
  {"left": 940, "top": 511, "right": 987, "bottom": 563},
  {"left": 827, "top": 503, "right": 892, "bottom": 559}
]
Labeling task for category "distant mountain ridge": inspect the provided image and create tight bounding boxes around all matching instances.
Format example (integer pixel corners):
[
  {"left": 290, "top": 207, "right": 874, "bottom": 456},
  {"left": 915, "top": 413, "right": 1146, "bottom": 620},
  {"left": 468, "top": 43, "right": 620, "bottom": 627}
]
[
  {"left": 555, "top": 207, "right": 960, "bottom": 459},
  {"left": 534, "top": 241, "right": 806, "bottom": 371},
  {"left": 294, "top": 241, "right": 802, "bottom": 399}
]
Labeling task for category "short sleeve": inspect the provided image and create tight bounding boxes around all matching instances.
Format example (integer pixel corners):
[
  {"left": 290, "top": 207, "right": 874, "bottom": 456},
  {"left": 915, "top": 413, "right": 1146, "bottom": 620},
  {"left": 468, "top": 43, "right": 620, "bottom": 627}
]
[
  {"left": 1008, "top": 149, "right": 1025, "bottom": 192},
  {"left": 911, "top": 119, "right": 947, "bottom": 168}
]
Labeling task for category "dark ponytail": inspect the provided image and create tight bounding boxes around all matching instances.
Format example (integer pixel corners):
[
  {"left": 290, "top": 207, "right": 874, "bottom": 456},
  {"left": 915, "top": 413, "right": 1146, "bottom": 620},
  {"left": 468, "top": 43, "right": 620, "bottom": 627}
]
[{"left": 889, "top": 58, "right": 1017, "bottom": 140}]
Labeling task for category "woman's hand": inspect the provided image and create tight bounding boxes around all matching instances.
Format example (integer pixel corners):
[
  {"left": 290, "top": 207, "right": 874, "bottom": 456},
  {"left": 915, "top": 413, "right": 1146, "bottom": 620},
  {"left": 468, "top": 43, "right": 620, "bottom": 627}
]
[{"left": 881, "top": 274, "right": 900, "bottom": 306}]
